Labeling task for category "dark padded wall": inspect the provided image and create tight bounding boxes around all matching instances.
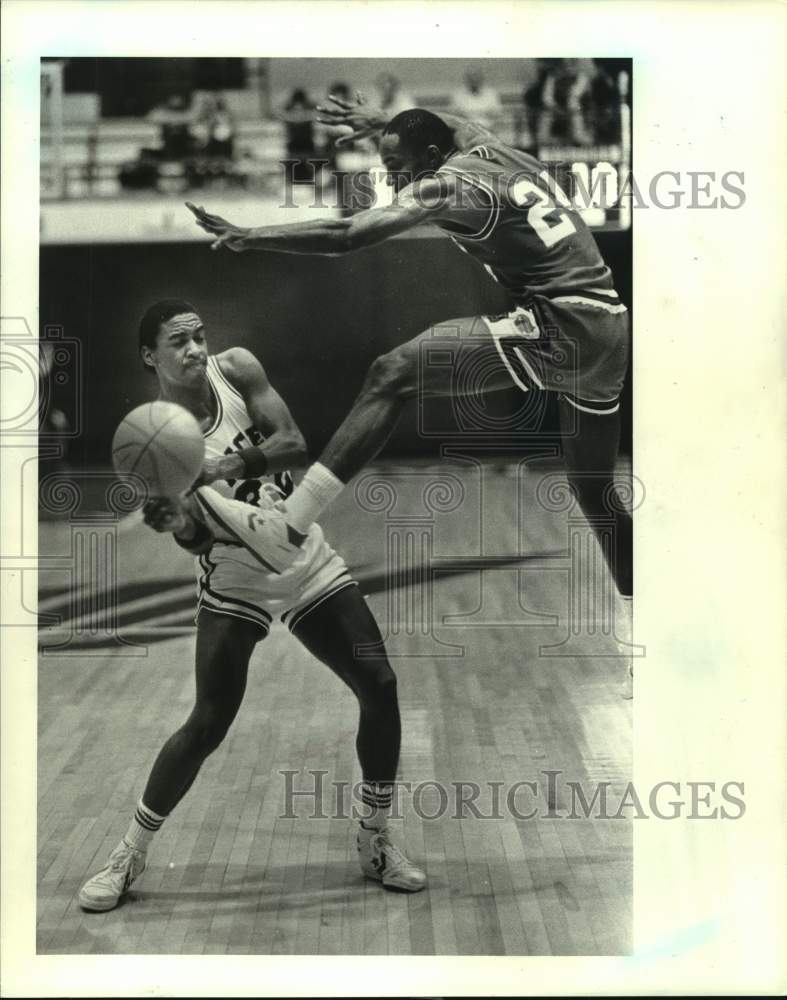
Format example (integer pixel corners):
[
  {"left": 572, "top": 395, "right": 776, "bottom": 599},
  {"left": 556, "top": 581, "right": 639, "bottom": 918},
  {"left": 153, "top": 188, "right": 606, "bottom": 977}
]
[{"left": 40, "top": 230, "right": 631, "bottom": 466}]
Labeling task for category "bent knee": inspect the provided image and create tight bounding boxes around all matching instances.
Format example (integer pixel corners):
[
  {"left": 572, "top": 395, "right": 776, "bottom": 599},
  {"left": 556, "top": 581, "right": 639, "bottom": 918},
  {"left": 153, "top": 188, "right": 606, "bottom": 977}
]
[
  {"left": 356, "top": 666, "right": 398, "bottom": 708},
  {"left": 363, "top": 348, "right": 418, "bottom": 400},
  {"left": 182, "top": 706, "right": 234, "bottom": 757}
]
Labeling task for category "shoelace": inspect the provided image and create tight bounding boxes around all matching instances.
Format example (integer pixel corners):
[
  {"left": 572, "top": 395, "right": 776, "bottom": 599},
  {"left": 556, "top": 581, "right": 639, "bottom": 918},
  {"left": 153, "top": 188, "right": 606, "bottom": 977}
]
[{"left": 373, "top": 833, "right": 411, "bottom": 871}]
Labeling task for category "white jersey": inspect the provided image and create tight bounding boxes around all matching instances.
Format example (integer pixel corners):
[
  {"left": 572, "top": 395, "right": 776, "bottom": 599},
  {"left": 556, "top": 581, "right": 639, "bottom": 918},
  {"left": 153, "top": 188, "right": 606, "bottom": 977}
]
[
  {"left": 195, "top": 355, "right": 352, "bottom": 622},
  {"left": 203, "top": 355, "right": 293, "bottom": 505}
]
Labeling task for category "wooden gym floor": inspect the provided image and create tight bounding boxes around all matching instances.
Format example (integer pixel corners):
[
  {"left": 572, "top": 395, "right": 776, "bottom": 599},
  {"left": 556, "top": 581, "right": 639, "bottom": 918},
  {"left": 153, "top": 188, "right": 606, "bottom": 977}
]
[{"left": 37, "top": 457, "right": 632, "bottom": 955}]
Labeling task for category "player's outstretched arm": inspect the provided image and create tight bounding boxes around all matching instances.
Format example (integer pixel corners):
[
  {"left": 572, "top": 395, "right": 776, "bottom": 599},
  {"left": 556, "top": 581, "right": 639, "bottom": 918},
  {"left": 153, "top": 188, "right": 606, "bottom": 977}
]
[{"left": 187, "top": 176, "right": 449, "bottom": 256}]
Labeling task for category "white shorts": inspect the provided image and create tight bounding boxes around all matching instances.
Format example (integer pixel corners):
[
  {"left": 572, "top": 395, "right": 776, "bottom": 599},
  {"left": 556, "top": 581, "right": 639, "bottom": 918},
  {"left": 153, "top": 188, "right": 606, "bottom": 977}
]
[{"left": 195, "top": 522, "right": 355, "bottom": 639}]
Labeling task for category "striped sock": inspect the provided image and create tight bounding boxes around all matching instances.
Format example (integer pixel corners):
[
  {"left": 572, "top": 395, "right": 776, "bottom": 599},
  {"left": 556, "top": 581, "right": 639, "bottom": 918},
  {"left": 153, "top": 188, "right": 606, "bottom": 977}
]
[
  {"left": 359, "top": 781, "right": 394, "bottom": 830},
  {"left": 123, "top": 799, "right": 167, "bottom": 853}
]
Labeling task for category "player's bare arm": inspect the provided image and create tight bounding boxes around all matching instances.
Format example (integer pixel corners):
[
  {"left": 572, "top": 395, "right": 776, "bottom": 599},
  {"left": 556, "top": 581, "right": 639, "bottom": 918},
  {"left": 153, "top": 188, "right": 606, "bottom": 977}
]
[
  {"left": 186, "top": 176, "right": 450, "bottom": 255},
  {"left": 201, "top": 347, "right": 307, "bottom": 484}
]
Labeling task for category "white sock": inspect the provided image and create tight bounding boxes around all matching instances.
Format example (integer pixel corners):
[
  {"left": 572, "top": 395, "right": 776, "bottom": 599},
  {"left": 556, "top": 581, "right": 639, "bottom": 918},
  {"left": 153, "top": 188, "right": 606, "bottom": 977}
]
[
  {"left": 617, "top": 593, "right": 633, "bottom": 649},
  {"left": 359, "top": 782, "right": 394, "bottom": 831},
  {"left": 284, "top": 462, "right": 345, "bottom": 533},
  {"left": 123, "top": 799, "right": 167, "bottom": 853}
]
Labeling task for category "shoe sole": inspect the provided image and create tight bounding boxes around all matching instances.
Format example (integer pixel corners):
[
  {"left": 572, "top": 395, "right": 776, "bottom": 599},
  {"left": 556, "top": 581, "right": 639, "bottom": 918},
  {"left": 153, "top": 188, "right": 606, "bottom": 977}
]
[
  {"left": 78, "top": 893, "right": 122, "bottom": 912},
  {"left": 382, "top": 878, "right": 427, "bottom": 893},
  {"left": 359, "top": 863, "right": 427, "bottom": 893}
]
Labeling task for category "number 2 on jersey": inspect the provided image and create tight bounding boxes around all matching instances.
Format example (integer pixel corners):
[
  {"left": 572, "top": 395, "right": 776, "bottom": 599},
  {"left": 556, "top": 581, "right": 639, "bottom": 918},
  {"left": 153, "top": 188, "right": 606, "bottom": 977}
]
[{"left": 510, "top": 170, "right": 576, "bottom": 248}]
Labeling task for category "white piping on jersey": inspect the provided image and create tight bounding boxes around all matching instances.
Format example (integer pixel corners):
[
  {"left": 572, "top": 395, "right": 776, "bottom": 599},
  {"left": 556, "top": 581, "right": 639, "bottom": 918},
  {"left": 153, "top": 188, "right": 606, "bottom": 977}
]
[
  {"left": 439, "top": 164, "right": 501, "bottom": 242},
  {"left": 208, "top": 355, "right": 244, "bottom": 402},
  {"left": 513, "top": 346, "right": 545, "bottom": 389},
  {"left": 561, "top": 394, "right": 620, "bottom": 415},
  {"left": 551, "top": 295, "right": 628, "bottom": 314},
  {"left": 198, "top": 596, "right": 271, "bottom": 632},
  {"left": 493, "top": 341, "right": 532, "bottom": 395},
  {"left": 579, "top": 287, "right": 619, "bottom": 298},
  {"left": 202, "top": 363, "right": 224, "bottom": 438}
]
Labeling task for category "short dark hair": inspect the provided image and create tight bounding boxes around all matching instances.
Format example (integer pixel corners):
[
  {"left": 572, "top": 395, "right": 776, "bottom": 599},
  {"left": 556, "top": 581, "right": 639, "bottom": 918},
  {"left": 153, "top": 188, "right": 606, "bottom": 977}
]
[
  {"left": 382, "top": 108, "right": 455, "bottom": 156},
  {"left": 138, "top": 298, "right": 198, "bottom": 370}
]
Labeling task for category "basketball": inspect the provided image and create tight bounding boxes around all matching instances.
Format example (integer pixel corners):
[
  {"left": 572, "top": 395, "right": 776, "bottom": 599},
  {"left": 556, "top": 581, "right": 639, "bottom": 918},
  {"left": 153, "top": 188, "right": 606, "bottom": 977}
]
[{"left": 112, "top": 401, "right": 205, "bottom": 497}]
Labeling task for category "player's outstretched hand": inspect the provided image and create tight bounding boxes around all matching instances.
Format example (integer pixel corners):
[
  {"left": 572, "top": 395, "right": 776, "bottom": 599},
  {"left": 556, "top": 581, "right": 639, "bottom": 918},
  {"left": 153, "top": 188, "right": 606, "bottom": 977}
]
[
  {"left": 142, "top": 496, "right": 189, "bottom": 534},
  {"left": 185, "top": 202, "right": 250, "bottom": 252},
  {"left": 315, "top": 91, "right": 387, "bottom": 147}
]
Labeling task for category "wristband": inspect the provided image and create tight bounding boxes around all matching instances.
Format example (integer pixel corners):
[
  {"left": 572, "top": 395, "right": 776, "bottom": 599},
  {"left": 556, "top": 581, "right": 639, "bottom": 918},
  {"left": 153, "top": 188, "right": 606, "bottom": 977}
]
[
  {"left": 174, "top": 517, "right": 214, "bottom": 555},
  {"left": 238, "top": 446, "right": 268, "bottom": 478}
]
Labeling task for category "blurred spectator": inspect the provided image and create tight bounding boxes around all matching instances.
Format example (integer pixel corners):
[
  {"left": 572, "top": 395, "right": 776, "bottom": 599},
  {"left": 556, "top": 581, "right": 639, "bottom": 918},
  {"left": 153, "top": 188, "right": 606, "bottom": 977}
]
[
  {"left": 525, "top": 58, "right": 594, "bottom": 148},
  {"left": 192, "top": 93, "right": 236, "bottom": 159},
  {"left": 374, "top": 73, "right": 415, "bottom": 117},
  {"left": 280, "top": 87, "right": 318, "bottom": 182},
  {"left": 328, "top": 81, "right": 352, "bottom": 103},
  {"left": 452, "top": 68, "right": 501, "bottom": 129},
  {"left": 146, "top": 93, "right": 194, "bottom": 160},
  {"left": 120, "top": 92, "right": 194, "bottom": 192},
  {"left": 523, "top": 59, "right": 557, "bottom": 149},
  {"left": 587, "top": 59, "right": 624, "bottom": 145}
]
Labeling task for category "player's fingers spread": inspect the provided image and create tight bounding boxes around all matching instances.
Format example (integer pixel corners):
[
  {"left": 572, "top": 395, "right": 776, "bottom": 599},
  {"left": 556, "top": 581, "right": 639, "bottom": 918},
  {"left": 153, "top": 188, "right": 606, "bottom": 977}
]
[{"left": 335, "top": 131, "right": 361, "bottom": 148}]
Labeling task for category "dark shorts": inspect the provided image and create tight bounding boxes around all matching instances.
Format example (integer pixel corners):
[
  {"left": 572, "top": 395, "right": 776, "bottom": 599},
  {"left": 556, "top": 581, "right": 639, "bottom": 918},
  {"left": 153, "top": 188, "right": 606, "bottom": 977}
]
[{"left": 481, "top": 290, "right": 630, "bottom": 415}]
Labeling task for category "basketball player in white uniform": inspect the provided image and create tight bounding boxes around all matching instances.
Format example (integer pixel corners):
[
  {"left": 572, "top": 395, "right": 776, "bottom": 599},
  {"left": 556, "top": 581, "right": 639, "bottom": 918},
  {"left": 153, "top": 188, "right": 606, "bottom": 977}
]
[{"left": 78, "top": 299, "right": 425, "bottom": 912}]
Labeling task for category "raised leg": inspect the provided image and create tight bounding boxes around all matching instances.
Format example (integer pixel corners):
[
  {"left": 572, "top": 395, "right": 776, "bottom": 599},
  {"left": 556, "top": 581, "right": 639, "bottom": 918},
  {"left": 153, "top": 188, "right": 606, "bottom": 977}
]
[{"left": 321, "top": 316, "right": 512, "bottom": 482}]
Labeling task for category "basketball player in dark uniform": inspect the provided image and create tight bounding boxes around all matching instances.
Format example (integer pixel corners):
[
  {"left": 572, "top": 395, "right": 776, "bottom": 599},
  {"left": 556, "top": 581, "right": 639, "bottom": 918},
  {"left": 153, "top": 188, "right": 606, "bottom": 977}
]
[
  {"left": 78, "top": 300, "right": 425, "bottom": 912},
  {"left": 186, "top": 98, "right": 633, "bottom": 689}
]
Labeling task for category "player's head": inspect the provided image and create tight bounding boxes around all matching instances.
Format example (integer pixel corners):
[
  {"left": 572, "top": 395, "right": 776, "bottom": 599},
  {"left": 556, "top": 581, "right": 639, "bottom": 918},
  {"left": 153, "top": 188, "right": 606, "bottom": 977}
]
[
  {"left": 138, "top": 299, "right": 208, "bottom": 386},
  {"left": 380, "top": 109, "right": 455, "bottom": 192}
]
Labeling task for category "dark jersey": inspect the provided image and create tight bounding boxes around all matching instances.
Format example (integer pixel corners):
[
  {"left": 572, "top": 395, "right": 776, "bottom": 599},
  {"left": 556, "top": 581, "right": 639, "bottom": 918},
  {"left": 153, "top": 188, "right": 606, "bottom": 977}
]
[{"left": 434, "top": 140, "right": 613, "bottom": 301}]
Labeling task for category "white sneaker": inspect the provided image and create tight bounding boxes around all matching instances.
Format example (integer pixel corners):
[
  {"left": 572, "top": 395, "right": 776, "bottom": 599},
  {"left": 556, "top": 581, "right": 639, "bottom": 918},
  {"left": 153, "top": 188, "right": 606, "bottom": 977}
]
[
  {"left": 78, "top": 840, "right": 146, "bottom": 912},
  {"left": 357, "top": 823, "right": 427, "bottom": 892},
  {"left": 193, "top": 485, "right": 307, "bottom": 575}
]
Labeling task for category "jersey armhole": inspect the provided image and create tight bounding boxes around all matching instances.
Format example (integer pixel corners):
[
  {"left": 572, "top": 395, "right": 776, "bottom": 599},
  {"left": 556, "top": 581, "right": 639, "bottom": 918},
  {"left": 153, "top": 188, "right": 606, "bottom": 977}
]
[
  {"left": 211, "top": 352, "right": 245, "bottom": 403},
  {"left": 437, "top": 164, "right": 501, "bottom": 241}
]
